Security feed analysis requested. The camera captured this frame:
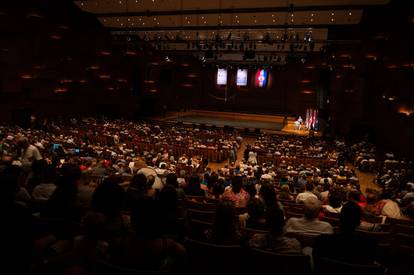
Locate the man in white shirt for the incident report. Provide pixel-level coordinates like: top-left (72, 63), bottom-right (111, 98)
top-left (296, 182), bottom-right (318, 203)
top-left (284, 197), bottom-right (333, 235)
top-left (17, 137), bottom-right (42, 169)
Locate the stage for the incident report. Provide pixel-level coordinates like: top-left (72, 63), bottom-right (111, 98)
top-left (158, 110), bottom-right (312, 136)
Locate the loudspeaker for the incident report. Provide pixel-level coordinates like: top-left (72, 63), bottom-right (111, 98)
top-left (160, 69), bottom-right (172, 84)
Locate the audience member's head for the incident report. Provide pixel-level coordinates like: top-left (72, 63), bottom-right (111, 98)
top-left (303, 197), bottom-right (321, 219)
top-left (159, 184), bottom-right (178, 210)
top-left (212, 200), bottom-right (238, 244)
top-left (305, 182), bottom-right (314, 192)
top-left (328, 191), bottom-right (343, 209)
top-left (129, 173), bottom-right (150, 194)
top-left (340, 201), bottom-right (361, 232)
top-left (347, 190), bottom-right (361, 203)
top-left (265, 205), bottom-right (285, 234)
top-left (247, 198), bottom-right (266, 221)
top-left (92, 177), bottom-right (125, 216)
top-left (166, 173), bottom-right (178, 188)
top-left (259, 182), bottom-right (277, 207)
top-left (231, 176), bottom-right (243, 194)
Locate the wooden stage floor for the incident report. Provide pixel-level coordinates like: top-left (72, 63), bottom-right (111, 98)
top-left (157, 110), bottom-right (313, 136)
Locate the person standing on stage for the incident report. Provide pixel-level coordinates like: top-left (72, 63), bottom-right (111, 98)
top-left (296, 116), bottom-right (303, 130)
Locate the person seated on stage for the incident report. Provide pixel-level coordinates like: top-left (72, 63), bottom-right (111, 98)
top-left (294, 116), bottom-right (303, 130)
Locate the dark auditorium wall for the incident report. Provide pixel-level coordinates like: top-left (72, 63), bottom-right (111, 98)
top-left (0, 0), bottom-right (144, 122)
top-left (326, 0), bottom-right (414, 157)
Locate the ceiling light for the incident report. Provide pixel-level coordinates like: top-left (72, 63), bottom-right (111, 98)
top-left (349, 12), bottom-right (352, 16)
top-left (330, 18), bottom-right (334, 22)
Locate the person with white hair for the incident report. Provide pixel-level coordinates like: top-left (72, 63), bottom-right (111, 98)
top-left (248, 150), bottom-right (257, 165)
top-left (284, 197), bottom-right (333, 235)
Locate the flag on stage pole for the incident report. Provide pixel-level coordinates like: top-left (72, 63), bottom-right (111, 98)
top-left (255, 69), bottom-right (268, 87)
top-left (312, 109), bottom-right (317, 129)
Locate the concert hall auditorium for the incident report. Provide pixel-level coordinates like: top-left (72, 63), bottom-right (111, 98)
top-left (1, 0), bottom-right (414, 274)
